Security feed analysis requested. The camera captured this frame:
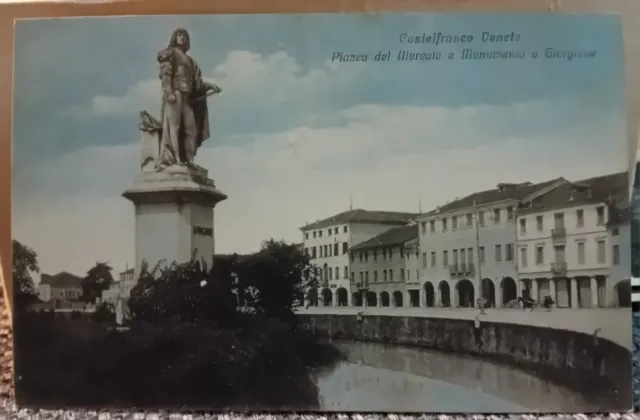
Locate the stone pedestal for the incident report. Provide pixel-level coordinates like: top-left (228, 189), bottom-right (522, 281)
top-left (122, 164), bottom-right (227, 274)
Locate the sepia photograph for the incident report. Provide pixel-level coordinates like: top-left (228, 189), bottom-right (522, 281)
top-left (10, 12), bottom-right (633, 412)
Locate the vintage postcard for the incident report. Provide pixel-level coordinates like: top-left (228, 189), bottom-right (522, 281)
top-left (11, 13), bottom-right (633, 412)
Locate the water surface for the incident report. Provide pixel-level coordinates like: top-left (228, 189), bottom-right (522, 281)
top-left (315, 340), bottom-right (597, 413)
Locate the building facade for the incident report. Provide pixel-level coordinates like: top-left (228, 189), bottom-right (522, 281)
top-left (416, 179), bottom-right (564, 309)
top-left (38, 272), bottom-right (84, 302)
top-left (102, 267), bottom-right (137, 304)
top-left (300, 209), bottom-right (417, 306)
top-left (516, 172), bottom-right (629, 308)
top-left (348, 224), bottom-right (418, 308)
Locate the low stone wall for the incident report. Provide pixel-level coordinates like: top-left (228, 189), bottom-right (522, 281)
top-left (297, 313), bottom-right (632, 411)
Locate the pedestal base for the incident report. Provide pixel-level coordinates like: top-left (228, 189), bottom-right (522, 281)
top-left (122, 164), bottom-right (227, 274)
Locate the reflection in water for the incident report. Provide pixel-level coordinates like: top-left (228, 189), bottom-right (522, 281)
top-left (314, 340), bottom-right (596, 413)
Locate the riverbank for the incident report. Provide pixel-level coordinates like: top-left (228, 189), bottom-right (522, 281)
top-left (298, 312), bottom-right (632, 412)
top-left (14, 312), bottom-right (344, 410)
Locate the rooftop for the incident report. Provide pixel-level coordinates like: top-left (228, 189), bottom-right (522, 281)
top-left (301, 209), bottom-right (419, 231)
top-left (40, 271), bottom-right (83, 288)
top-left (419, 178), bottom-right (563, 218)
top-left (518, 171), bottom-right (628, 216)
top-left (350, 225), bottom-right (418, 252)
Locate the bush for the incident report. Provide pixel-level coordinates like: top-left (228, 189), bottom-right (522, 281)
top-left (14, 315), bottom-right (329, 410)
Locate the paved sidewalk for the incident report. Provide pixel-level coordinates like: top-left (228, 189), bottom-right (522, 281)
top-left (296, 306), bottom-right (632, 349)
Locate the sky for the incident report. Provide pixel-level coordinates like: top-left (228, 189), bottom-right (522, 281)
top-left (11, 13), bottom-right (628, 277)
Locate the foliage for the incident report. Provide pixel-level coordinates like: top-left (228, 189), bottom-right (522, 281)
top-left (129, 239), bottom-right (318, 326)
top-left (12, 239), bottom-right (40, 311)
top-left (236, 240), bottom-right (319, 322)
top-left (81, 262), bottom-right (115, 303)
top-left (13, 313), bottom-right (335, 409)
top-left (128, 259), bottom-right (237, 325)
top-left (92, 301), bottom-right (115, 323)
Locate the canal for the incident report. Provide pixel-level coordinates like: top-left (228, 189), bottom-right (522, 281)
top-left (313, 340), bottom-right (597, 413)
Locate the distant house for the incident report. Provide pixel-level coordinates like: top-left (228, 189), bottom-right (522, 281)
top-left (38, 271), bottom-right (84, 302)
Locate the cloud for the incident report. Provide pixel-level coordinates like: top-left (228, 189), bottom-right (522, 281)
top-left (13, 97), bottom-right (626, 278)
top-left (67, 50), bottom-right (363, 130)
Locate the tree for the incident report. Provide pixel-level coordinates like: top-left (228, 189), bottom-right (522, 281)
top-left (12, 239), bottom-right (40, 310)
top-left (128, 258), bottom-right (238, 325)
top-left (236, 240), bottom-right (318, 322)
top-left (81, 262), bottom-right (114, 303)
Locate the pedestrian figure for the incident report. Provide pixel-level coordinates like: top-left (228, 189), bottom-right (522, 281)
top-left (477, 297), bottom-right (486, 315)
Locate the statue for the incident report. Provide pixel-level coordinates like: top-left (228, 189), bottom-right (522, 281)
top-left (140, 27), bottom-right (222, 172)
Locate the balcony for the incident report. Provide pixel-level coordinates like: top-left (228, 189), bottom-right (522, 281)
top-left (550, 261), bottom-right (567, 276)
top-left (448, 264), bottom-right (459, 275)
top-left (551, 227), bottom-right (566, 242)
top-left (465, 262), bottom-right (475, 275)
top-left (357, 281), bottom-right (369, 290)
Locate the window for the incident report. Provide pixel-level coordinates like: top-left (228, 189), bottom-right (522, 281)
top-left (364, 251), bottom-right (368, 262)
top-left (328, 228), bottom-right (332, 236)
top-left (613, 245), bottom-right (620, 265)
top-left (365, 271), bottom-right (369, 286)
top-left (479, 247), bottom-right (485, 264)
top-left (443, 250), bottom-right (449, 266)
top-left (453, 249), bottom-right (459, 265)
top-left (421, 222), bottom-right (426, 234)
top-left (373, 250), bottom-right (378, 261)
top-left (382, 249), bottom-right (386, 260)
top-left (507, 206), bottom-right (514, 220)
top-left (597, 240), bottom-right (606, 263)
top-left (313, 231), bottom-right (317, 238)
top-left (401, 269), bottom-right (405, 281)
top-left (351, 272), bottom-right (355, 282)
top-left (519, 218), bottom-right (527, 234)
top-left (319, 230), bottom-right (323, 237)
top-left (596, 206), bottom-right (605, 226)
top-left (612, 228), bottom-right (620, 236)
top-left (442, 218), bottom-right (448, 232)
top-left (383, 270), bottom-right (388, 282)
top-left (312, 247), bottom-right (317, 258)
top-left (304, 233), bottom-right (309, 240)
top-left (400, 248), bottom-right (404, 258)
top-left (495, 244), bottom-right (502, 262)
top-left (334, 243), bottom-right (339, 256)
top-left (430, 220), bottom-right (435, 232)
top-left (460, 249), bottom-right (466, 265)
top-left (467, 248), bottom-right (473, 265)
top-left (478, 211), bottom-right (485, 226)
top-left (388, 249), bottom-right (394, 258)
top-left (358, 252), bottom-right (362, 262)
top-left (466, 213), bottom-right (473, 227)
top-left (520, 247), bottom-right (528, 267)
top-left (452, 216), bottom-right (458, 229)
top-left (344, 266), bottom-right (348, 279)
top-left (328, 268), bottom-right (333, 280)
top-left (536, 215), bottom-right (543, 232)
top-left (343, 226), bottom-right (348, 233)
top-left (553, 212), bottom-right (565, 229)
top-left (334, 227), bottom-right (338, 235)
top-left (374, 271), bottom-right (378, 282)
top-left (342, 242), bottom-right (348, 254)
top-left (536, 246), bottom-right (544, 265)
top-left (389, 269), bottom-right (394, 282)
top-left (431, 252), bottom-right (436, 267)
top-left (576, 209), bottom-right (584, 227)
top-left (416, 269), bottom-right (419, 279)
top-left (359, 272), bottom-right (363, 284)
top-left (493, 208), bottom-right (501, 223)
top-left (505, 243), bottom-right (514, 261)
top-left (577, 242), bottom-right (585, 265)
top-left (327, 245), bottom-right (332, 257)
top-left (407, 270), bottom-right (411, 281)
